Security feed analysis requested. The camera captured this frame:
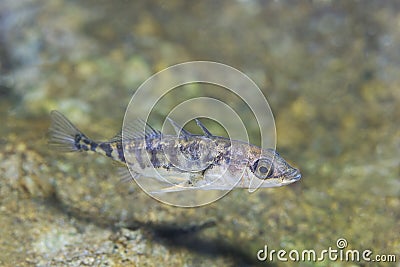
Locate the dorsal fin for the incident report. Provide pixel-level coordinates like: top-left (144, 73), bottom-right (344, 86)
top-left (122, 119), bottom-right (162, 140)
top-left (195, 119), bottom-right (213, 137)
top-left (166, 118), bottom-right (192, 140)
top-left (141, 119), bottom-right (160, 136)
top-left (109, 131), bottom-right (122, 142)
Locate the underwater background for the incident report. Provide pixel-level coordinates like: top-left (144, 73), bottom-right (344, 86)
top-left (0, 1), bottom-right (399, 266)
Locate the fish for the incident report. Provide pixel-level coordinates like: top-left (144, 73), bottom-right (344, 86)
top-left (48, 110), bottom-right (301, 192)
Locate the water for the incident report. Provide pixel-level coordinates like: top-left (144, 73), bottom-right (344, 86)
top-left (0, 1), bottom-right (399, 266)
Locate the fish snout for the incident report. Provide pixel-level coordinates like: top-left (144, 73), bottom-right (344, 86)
top-left (283, 168), bottom-right (302, 184)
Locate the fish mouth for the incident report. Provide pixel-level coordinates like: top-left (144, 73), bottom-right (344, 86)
top-left (282, 168), bottom-right (302, 184)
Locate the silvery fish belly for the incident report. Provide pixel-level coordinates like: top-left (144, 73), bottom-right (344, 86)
top-left (48, 111), bottom-right (301, 192)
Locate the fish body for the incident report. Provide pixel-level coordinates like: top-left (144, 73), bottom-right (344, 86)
top-left (48, 111), bottom-right (301, 192)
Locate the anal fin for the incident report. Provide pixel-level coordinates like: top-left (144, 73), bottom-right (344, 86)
top-left (117, 167), bottom-right (140, 183)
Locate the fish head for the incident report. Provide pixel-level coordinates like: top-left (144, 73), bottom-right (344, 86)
top-left (245, 148), bottom-right (301, 189)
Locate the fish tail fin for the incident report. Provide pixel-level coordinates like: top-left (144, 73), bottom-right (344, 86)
top-left (48, 110), bottom-right (92, 152)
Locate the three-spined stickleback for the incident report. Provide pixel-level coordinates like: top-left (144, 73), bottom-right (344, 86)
top-left (48, 111), bottom-right (301, 192)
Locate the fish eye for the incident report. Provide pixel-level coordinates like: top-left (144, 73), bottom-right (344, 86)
top-left (252, 159), bottom-right (274, 179)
